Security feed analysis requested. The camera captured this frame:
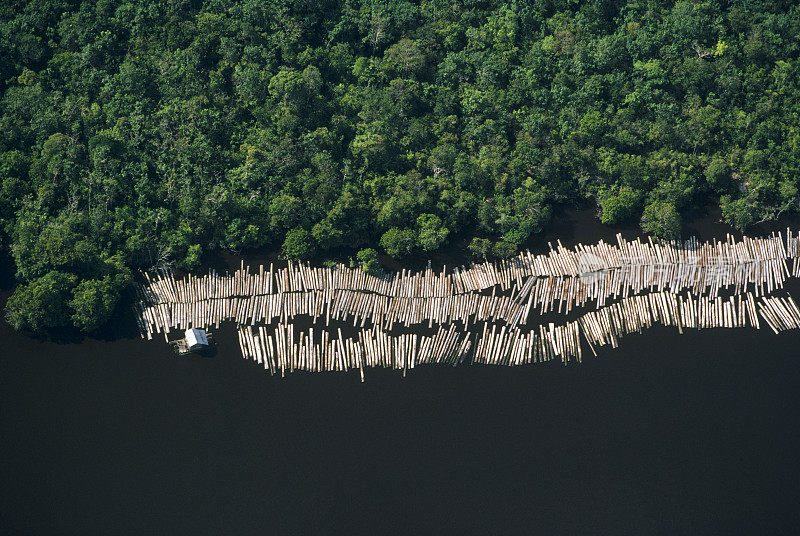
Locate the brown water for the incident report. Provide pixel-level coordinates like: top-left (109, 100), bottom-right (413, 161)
top-left (2, 208), bottom-right (800, 535)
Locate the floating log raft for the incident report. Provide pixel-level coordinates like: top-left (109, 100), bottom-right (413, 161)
top-left (236, 323), bottom-right (473, 380)
top-left (132, 266), bottom-right (791, 339)
top-left (134, 230), bottom-right (800, 377)
top-left (757, 294), bottom-right (800, 333)
top-left (136, 232), bottom-right (794, 305)
top-left (232, 291), bottom-right (800, 378)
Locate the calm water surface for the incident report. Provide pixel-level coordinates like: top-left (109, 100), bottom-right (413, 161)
top-left (2, 209), bottom-right (800, 535)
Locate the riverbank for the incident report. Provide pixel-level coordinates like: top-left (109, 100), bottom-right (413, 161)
top-left (197, 202), bottom-right (800, 278)
top-left (3, 208), bottom-right (800, 534)
top-left (3, 202), bottom-right (798, 344)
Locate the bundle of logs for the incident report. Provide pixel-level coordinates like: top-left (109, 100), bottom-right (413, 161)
top-left (235, 291), bottom-right (799, 376)
top-left (132, 230), bottom-right (800, 378)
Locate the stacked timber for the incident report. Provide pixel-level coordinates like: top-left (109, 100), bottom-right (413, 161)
top-left (230, 289), bottom-right (800, 378)
top-left (134, 230), bottom-right (797, 340)
top-left (236, 324), bottom-right (473, 380)
top-left (134, 230), bottom-right (800, 379)
top-left (135, 232), bottom-right (795, 305)
top-left (757, 295), bottom-right (800, 333)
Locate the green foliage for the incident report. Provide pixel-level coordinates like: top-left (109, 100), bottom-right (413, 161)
top-left (492, 240), bottom-right (518, 259)
top-left (598, 186), bottom-right (643, 225)
top-left (498, 185), bottom-right (551, 246)
top-left (1, 0), bottom-right (799, 332)
top-left (269, 195), bottom-right (306, 232)
top-left (282, 228), bottom-right (316, 260)
top-left (355, 248), bottom-right (381, 276)
top-left (5, 271), bottom-right (77, 331)
top-left (468, 238), bottom-right (493, 261)
top-left (705, 159), bottom-right (732, 193)
top-left (416, 214), bottom-right (449, 252)
top-left (71, 276), bottom-right (121, 332)
top-left (641, 201), bottom-right (681, 240)
top-left (380, 228), bottom-right (416, 258)
top-left (720, 195), bottom-right (756, 231)
top-left (180, 245), bottom-right (203, 271)
top-left (11, 210), bottom-right (102, 281)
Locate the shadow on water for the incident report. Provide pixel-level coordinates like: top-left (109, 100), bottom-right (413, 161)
top-left (0, 251), bottom-right (15, 292)
top-left (175, 202), bottom-right (800, 283)
top-left (3, 207), bottom-right (800, 535)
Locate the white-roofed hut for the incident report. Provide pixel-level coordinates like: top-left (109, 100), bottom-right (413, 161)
top-left (170, 328), bottom-right (214, 356)
top-left (185, 328), bottom-right (209, 351)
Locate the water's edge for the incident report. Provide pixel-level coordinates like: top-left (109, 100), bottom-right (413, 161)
top-left (2, 208), bottom-right (800, 535)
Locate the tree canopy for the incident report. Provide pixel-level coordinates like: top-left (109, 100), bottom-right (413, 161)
top-left (1, 0), bottom-right (799, 331)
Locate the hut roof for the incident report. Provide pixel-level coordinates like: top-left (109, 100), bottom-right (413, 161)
top-left (185, 328), bottom-right (208, 348)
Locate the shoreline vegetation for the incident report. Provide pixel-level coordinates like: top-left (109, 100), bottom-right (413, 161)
top-left (1, 1), bottom-right (799, 334)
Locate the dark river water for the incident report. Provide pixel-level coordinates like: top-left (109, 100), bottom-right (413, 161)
top-left (2, 207), bottom-right (800, 535)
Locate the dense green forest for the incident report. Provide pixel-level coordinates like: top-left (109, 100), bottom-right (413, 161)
top-left (1, 0), bottom-right (799, 332)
